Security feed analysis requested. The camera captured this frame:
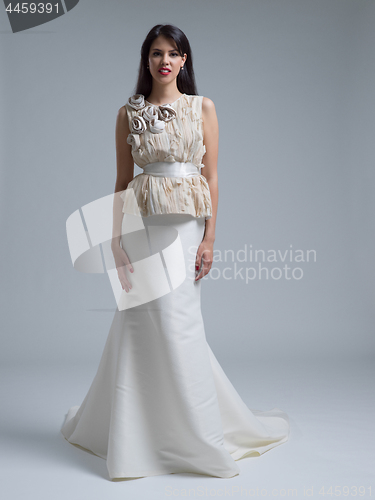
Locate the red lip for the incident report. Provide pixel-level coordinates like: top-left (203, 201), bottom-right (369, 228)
top-left (159, 68), bottom-right (171, 73)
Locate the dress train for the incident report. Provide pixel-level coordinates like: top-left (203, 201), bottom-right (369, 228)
top-left (61, 213), bottom-right (290, 479)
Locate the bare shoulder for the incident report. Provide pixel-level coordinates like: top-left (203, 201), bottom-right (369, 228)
top-left (117, 104), bottom-right (127, 119)
top-left (201, 97), bottom-right (218, 132)
top-left (116, 104), bottom-right (130, 133)
top-left (202, 96), bottom-right (216, 113)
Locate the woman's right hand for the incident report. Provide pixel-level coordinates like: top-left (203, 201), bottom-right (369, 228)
top-left (111, 243), bottom-right (134, 292)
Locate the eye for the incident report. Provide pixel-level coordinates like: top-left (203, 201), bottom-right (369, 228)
top-left (152, 51), bottom-right (179, 57)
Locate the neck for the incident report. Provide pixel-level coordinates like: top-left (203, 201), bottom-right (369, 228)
top-left (147, 83), bottom-right (182, 106)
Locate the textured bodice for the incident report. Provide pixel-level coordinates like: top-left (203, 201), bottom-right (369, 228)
top-left (120, 93), bottom-right (212, 220)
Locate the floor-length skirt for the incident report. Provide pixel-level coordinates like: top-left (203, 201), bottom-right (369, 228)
top-left (61, 213), bottom-right (290, 480)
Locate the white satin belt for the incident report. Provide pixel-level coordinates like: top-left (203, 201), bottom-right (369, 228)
top-left (142, 161), bottom-right (201, 178)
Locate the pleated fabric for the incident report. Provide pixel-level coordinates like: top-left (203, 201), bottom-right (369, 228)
top-left (61, 214), bottom-right (290, 480)
top-left (120, 172), bottom-right (212, 220)
top-left (122, 93), bottom-right (212, 220)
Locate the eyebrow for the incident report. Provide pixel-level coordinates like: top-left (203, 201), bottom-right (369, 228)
top-left (152, 48), bottom-right (178, 52)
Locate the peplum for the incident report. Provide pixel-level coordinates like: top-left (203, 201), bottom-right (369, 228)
top-left (120, 93), bottom-right (212, 220)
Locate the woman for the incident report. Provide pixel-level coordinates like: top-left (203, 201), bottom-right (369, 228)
top-left (61, 24), bottom-right (290, 481)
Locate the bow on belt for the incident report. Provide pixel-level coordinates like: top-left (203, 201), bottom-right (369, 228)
top-left (142, 161), bottom-right (201, 178)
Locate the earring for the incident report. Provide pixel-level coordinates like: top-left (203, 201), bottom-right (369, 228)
top-left (181, 66), bottom-right (184, 70)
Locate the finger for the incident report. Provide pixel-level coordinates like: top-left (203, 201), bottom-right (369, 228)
top-left (125, 262), bottom-right (134, 274)
top-left (195, 256), bottom-right (212, 281)
top-left (195, 253), bottom-right (202, 275)
top-left (121, 277), bottom-right (132, 292)
top-left (118, 266), bottom-right (132, 292)
top-left (195, 262), bottom-right (204, 281)
top-left (118, 271), bottom-right (129, 292)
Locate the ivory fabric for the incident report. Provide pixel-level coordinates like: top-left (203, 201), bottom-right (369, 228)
top-left (120, 93), bottom-right (212, 220)
top-left (61, 213), bottom-right (291, 480)
top-left (120, 161), bottom-right (212, 221)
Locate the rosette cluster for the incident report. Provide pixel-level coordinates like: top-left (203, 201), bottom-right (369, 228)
top-left (127, 93), bottom-right (177, 136)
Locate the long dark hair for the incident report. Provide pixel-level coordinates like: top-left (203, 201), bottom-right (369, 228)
top-left (134, 24), bottom-right (198, 98)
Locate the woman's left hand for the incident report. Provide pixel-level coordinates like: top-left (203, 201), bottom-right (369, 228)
top-left (195, 239), bottom-right (214, 281)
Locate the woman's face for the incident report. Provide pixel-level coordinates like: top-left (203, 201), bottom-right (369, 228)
top-left (148, 35), bottom-right (186, 84)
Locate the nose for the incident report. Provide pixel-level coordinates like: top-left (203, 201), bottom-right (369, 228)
top-left (161, 54), bottom-right (170, 66)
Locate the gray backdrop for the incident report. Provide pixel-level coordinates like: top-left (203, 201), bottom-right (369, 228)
top-left (1, 0), bottom-right (374, 497)
top-left (1, 0), bottom-right (374, 365)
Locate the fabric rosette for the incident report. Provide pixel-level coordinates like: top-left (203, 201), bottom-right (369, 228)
top-left (128, 94), bottom-right (145, 110)
top-left (126, 133), bottom-right (141, 150)
top-left (127, 93), bottom-right (177, 136)
top-left (131, 115), bottom-right (147, 134)
top-left (141, 105), bottom-right (159, 123)
top-left (149, 118), bottom-right (166, 134)
top-left (158, 104), bottom-right (177, 122)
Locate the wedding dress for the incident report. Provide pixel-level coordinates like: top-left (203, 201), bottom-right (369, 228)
top-left (61, 93), bottom-right (290, 480)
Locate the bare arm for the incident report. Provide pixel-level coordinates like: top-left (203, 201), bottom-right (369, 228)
top-left (111, 105), bottom-right (135, 291)
top-left (195, 97), bottom-right (218, 281)
top-left (111, 105), bottom-right (134, 248)
top-left (201, 97), bottom-right (218, 243)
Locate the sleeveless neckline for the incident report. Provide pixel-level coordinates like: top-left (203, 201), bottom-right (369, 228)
top-left (145, 93), bottom-right (186, 107)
